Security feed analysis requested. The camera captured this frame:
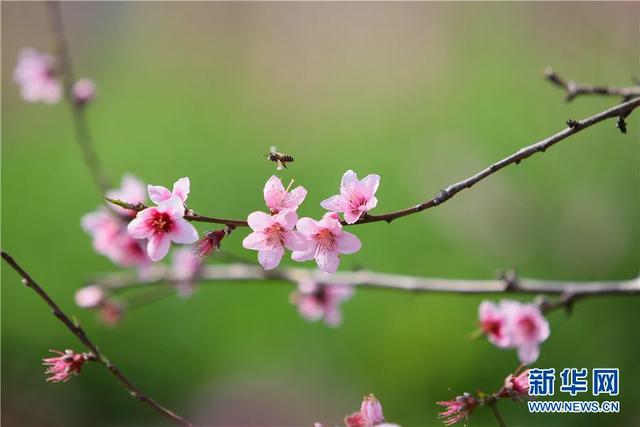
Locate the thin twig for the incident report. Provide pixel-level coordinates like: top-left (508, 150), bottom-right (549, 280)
top-left (46, 1), bottom-right (111, 193)
top-left (487, 401), bottom-right (508, 427)
top-left (90, 264), bottom-right (640, 315)
top-left (106, 97), bottom-right (640, 228)
top-left (1, 250), bottom-right (192, 427)
top-left (543, 67), bottom-right (640, 102)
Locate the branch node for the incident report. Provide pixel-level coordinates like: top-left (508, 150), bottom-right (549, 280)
top-left (616, 116), bottom-right (627, 134)
top-left (566, 119), bottom-right (580, 129)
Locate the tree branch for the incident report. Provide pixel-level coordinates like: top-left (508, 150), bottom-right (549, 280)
top-left (106, 97), bottom-right (640, 228)
top-left (543, 67), bottom-right (640, 102)
top-left (1, 250), bottom-right (192, 427)
top-left (90, 264), bottom-right (640, 315)
top-left (46, 1), bottom-right (111, 193)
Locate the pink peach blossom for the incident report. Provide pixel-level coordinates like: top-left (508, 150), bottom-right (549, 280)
top-left (242, 211), bottom-right (308, 270)
top-left (105, 174), bottom-right (147, 218)
top-left (478, 300), bottom-right (511, 348)
top-left (478, 299), bottom-right (550, 364)
top-left (43, 349), bottom-right (90, 383)
top-left (436, 393), bottom-right (478, 426)
top-left (14, 48), bottom-right (62, 104)
top-left (172, 246), bottom-right (201, 298)
top-left (345, 394), bottom-right (386, 427)
top-left (505, 302), bottom-right (550, 364)
top-left (263, 175), bottom-right (307, 214)
top-left (292, 212), bottom-right (361, 274)
top-left (321, 170), bottom-right (380, 224)
top-left (72, 78), bottom-right (95, 105)
top-left (128, 196), bottom-right (198, 261)
top-left (147, 177), bottom-right (190, 205)
top-left (74, 285), bottom-right (105, 309)
top-left (291, 279), bottom-right (353, 327)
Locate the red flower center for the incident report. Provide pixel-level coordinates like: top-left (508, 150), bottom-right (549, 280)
top-left (150, 211), bottom-right (173, 233)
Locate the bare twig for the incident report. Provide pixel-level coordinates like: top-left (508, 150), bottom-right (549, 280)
top-left (46, 2), bottom-right (111, 193)
top-left (90, 264), bottom-right (640, 315)
top-left (106, 97), bottom-right (640, 228)
top-left (544, 67), bottom-right (640, 102)
top-left (1, 250), bottom-right (192, 427)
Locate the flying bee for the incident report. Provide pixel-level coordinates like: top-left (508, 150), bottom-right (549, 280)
top-left (267, 146), bottom-right (294, 170)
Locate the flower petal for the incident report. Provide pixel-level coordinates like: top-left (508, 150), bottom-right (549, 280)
top-left (320, 195), bottom-right (345, 212)
top-left (316, 250), bottom-right (340, 274)
top-left (295, 217), bottom-right (319, 237)
top-left (292, 246), bottom-right (316, 262)
top-left (283, 186), bottom-right (307, 210)
top-left (172, 177), bottom-right (190, 202)
top-left (157, 196), bottom-right (185, 217)
top-left (263, 175), bottom-right (285, 210)
top-left (242, 232), bottom-right (267, 250)
top-left (343, 209), bottom-right (363, 224)
top-left (277, 211), bottom-right (299, 230)
top-left (258, 247), bottom-right (284, 270)
top-left (247, 211), bottom-right (272, 231)
top-left (147, 233), bottom-right (172, 261)
top-left (148, 185), bottom-right (172, 205)
top-left (340, 169), bottom-right (359, 190)
top-left (284, 231), bottom-right (309, 251)
top-left (337, 231), bottom-right (361, 254)
top-left (361, 174), bottom-right (380, 197)
top-left (517, 344), bottom-right (540, 365)
top-left (127, 212), bottom-right (154, 239)
top-left (170, 219), bottom-right (198, 244)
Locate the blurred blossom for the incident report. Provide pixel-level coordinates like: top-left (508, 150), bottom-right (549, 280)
top-left (242, 210), bottom-right (308, 270)
top-left (128, 196), bottom-right (198, 261)
top-left (148, 177), bottom-right (190, 205)
top-left (291, 279), bottom-right (353, 327)
top-left (292, 212), bottom-right (361, 274)
top-left (14, 48), bottom-right (62, 104)
top-left (99, 300), bottom-right (125, 326)
top-left (263, 175), bottom-right (307, 214)
top-left (436, 392), bottom-right (477, 426)
top-left (478, 299), bottom-right (550, 364)
top-left (72, 78), bottom-right (95, 105)
top-left (43, 349), bottom-right (90, 383)
top-left (172, 246), bottom-right (201, 298)
top-left (321, 170), bottom-right (380, 224)
top-left (106, 174), bottom-right (147, 218)
top-left (74, 285), bottom-right (105, 309)
top-left (345, 394), bottom-right (388, 427)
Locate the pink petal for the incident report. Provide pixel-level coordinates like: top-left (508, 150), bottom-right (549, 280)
top-left (320, 195), bottom-right (345, 212)
top-left (147, 234), bottom-right (172, 261)
top-left (361, 174), bottom-right (380, 197)
top-left (283, 186), bottom-right (307, 210)
top-left (258, 247), bottom-right (284, 270)
top-left (247, 211), bottom-right (273, 231)
top-left (148, 185), bottom-right (172, 204)
top-left (284, 231), bottom-right (309, 251)
top-left (323, 306), bottom-right (342, 327)
top-left (170, 219), bottom-right (198, 244)
top-left (242, 232), bottom-right (267, 250)
top-left (298, 298), bottom-right (324, 321)
top-left (365, 195), bottom-right (378, 212)
top-left (343, 209), bottom-right (363, 224)
top-left (157, 196), bottom-right (185, 218)
top-left (295, 217), bottom-right (319, 237)
top-left (277, 210), bottom-right (299, 230)
top-left (337, 231), bottom-right (361, 254)
top-left (172, 177), bottom-right (190, 202)
top-left (292, 246), bottom-right (316, 262)
top-left (263, 175), bottom-right (285, 210)
top-left (316, 250), bottom-right (340, 274)
top-left (127, 214), bottom-right (153, 239)
top-left (517, 344), bottom-right (540, 365)
top-left (340, 169), bottom-right (359, 190)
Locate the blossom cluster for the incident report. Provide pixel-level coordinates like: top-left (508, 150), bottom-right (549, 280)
top-left (14, 48), bottom-right (95, 105)
top-left (243, 171), bottom-right (377, 274)
top-left (478, 299), bottom-right (550, 364)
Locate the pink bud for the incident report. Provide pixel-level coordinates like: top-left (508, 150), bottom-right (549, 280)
top-left (99, 301), bottom-right (124, 326)
top-left (345, 394), bottom-right (385, 427)
top-left (74, 285), bottom-right (105, 308)
top-left (72, 78), bottom-right (95, 105)
top-left (195, 229), bottom-right (226, 259)
top-left (499, 367), bottom-right (530, 399)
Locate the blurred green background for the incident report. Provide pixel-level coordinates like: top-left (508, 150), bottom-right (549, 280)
top-left (2, 2), bottom-right (639, 426)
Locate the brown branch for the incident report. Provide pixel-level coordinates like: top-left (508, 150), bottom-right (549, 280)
top-left (544, 67), bottom-right (640, 102)
top-left (105, 97), bottom-right (640, 228)
top-left (91, 264), bottom-right (640, 316)
top-left (46, 1), bottom-right (111, 193)
top-left (1, 250), bottom-right (192, 427)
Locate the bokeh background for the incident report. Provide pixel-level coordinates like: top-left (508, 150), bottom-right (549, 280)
top-left (2, 2), bottom-right (639, 426)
